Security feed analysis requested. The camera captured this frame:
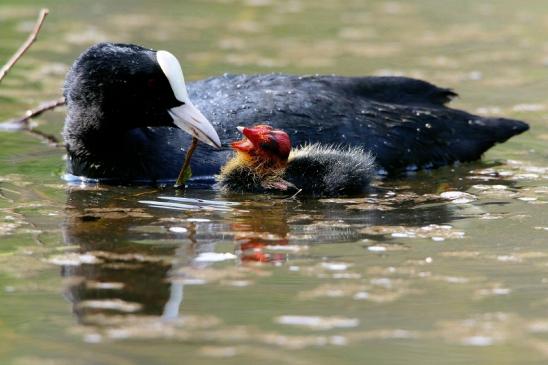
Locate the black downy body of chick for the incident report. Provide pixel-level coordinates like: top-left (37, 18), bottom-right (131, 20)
top-left (217, 125), bottom-right (375, 197)
top-left (285, 144), bottom-right (375, 196)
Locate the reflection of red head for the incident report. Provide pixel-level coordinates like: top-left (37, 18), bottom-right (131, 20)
top-left (239, 240), bottom-right (288, 264)
top-left (231, 125), bottom-right (292, 165)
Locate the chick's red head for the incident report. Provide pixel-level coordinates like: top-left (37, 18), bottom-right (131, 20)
top-left (231, 124), bottom-right (291, 164)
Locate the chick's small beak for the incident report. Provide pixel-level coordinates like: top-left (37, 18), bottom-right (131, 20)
top-left (231, 126), bottom-right (255, 152)
top-left (169, 102), bottom-right (222, 149)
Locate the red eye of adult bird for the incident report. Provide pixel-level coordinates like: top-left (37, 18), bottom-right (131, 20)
top-left (231, 124), bottom-right (292, 167)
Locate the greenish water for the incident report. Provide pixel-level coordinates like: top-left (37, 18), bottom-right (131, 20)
top-left (1, 0), bottom-right (547, 364)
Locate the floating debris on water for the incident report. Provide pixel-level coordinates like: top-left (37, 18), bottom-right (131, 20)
top-left (496, 255), bottom-right (521, 263)
top-left (88, 251), bottom-right (171, 264)
top-left (47, 253), bottom-right (102, 266)
top-left (275, 315), bottom-right (360, 330)
top-left (472, 184), bottom-right (509, 191)
top-left (77, 299), bottom-right (142, 313)
top-left (353, 292), bottom-right (370, 300)
top-left (512, 103), bottom-right (545, 112)
top-left (469, 162), bottom-right (548, 182)
top-left (479, 213), bottom-right (505, 220)
top-left (518, 197), bottom-right (538, 202)
top-left (194, 252), bottom-right (237, 263)
top-left (187, 218), bottom-right (211, 222)
top-left (168, 226), bottom-right (188, 233)
top-left (367, 245), bottom-right (387, 252)
top-left (436, 313), bottom-right (514, 347)
top-left (366, 243), bottom-right (408, 252)
top-left (429, 275), bottom-right (470, 284)
top-left (225, 280), bottom-right (252, 287)
top-left (265, 244), bottom-right (308, 252)
top-left (440, 191), bottom-right (477, 204)
top-left (321, 191), bottom-right (442, 211)
top-left (440, 251), bottom-right (481, 259)
top-left (83, 333), bottom-right (103, 344)
top-left (85, 281), bottom-right (125, 290)
top-left (462, 335), bottom-right (495, 346)
top-left (360, 224), bottom-right (464, 240)
top-left (475, 285), bottom-right (512, 298)
top-left (299, 281), bottom-right (414, 303)
top-left (73, 207), bottom-right (153, 220)
top-left (321, 262), bottom-right (351, 271)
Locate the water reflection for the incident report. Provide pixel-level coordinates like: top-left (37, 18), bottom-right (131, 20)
top-left (61, 191), bottom-right (174, 319)
top-left (58, 163), bottom-right (510, 326)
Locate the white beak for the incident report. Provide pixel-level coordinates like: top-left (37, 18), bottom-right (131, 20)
top-left (157, 50), bottom-right (221, 149)
top-left (169, 102), bottom-right (221, 148)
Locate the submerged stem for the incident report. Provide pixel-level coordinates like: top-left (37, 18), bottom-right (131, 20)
top-left (174, 137), bottom-right (198, 189)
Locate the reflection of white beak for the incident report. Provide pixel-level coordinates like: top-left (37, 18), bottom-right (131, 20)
top-left (169, 102), bottom-right (221, 148)
top-left (157, 50), bottom-right (222, 149)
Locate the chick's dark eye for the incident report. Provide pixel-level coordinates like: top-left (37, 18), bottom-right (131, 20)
top-left (147, 78), bottom-right (158, 89)
top-left (260, 139), bottom-right (279, 153)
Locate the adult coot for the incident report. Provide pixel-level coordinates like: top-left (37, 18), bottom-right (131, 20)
top-left (63, 42), bottom-right (529, 185)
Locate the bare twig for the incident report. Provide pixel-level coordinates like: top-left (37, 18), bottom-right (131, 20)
top-left (0, 8), bottom-right (62, 147)
top-left (0, 8), bottom-right (49, 83)
top-left (7, 96), bottom-right (65, 126)
top-left (0, 96), bottom-right (65, 146)
top-left (25, 127), bottom-right (63, 147)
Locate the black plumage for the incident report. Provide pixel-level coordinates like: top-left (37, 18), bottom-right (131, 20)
top-left (217, 144), bottom-right (375, 197)
top-left (285, 144), bottom-right (375, 196)
top-left (63, 43), bottom-right (529, 184)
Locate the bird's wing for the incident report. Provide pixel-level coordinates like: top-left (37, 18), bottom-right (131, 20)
top-left (189, 74), bottom-right (528, 173)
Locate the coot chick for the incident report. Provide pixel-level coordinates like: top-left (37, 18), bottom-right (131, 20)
top-left (63, 42), bottom-right (529, 184)
top-left (218, 125), bottom-right (375, 196)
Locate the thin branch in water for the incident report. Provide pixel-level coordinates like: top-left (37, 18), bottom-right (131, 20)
top-left (0, 8), bottom-right (49, 83)
top-left (0, 97), bottom-right (66, 147)
top-left (7, 96), bottom-right (65, 127)
top-left (25, 127), bottom-right (63, 147)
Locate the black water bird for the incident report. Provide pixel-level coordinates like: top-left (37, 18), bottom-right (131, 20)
top-left (63, 42), bottom-right (529, 185)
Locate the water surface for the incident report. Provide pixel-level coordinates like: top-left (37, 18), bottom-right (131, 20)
top-left (1, 0), bottom-right (547, 364)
